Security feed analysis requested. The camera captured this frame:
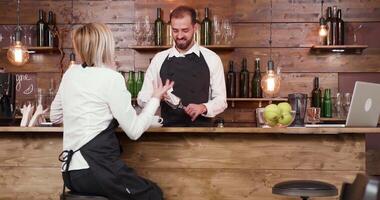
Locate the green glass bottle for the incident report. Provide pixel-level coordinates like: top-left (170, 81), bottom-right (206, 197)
top-left (239, 58), bottom-right (249, 98)
top-left (323, 88), bottom-right (332, 118)
top-left (135, 71), bottom-right (144, 96)
top-left (201, 7), bottom-right (212, 45)
top-left (311, 77), bottom-right (322, 108)
top-left (154, 8), bottom-right (164, 46)
top-left (251, 58), bottom-right (262, 98)
top-left (127, 71), bottom-right (136, 97)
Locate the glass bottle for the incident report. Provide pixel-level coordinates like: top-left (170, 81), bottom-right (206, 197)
top-left (36, 10), bottom-right (47, 46)
top-left (323, 88), bottom-right (332, 118)
top-left (226, 61), bottom-right (236, 98)
top-left (46, 11), bottom-right (58, 47)
top-left (135, 71), bottom-right (144, 96)
top-left (201, 8), bottom-right (212, 45)
top-left (331, 6), bottom-right (339, 45)
top-left (239, 58), bottom-right (249, 98)
top-left (251, 58), bottom-right (262, 98)
top-left (127, 71), bottom-right (136, 98)
top-left (311, 77), bottom-right (322, 108)
top-left (194, 9), bottom-right (201, 45)
top-left (154, 8), bottom-right (164, 46)
top-left (337, 9), bottom-right (344, 45)
top-left (326, 7), bottom-right (333, 45)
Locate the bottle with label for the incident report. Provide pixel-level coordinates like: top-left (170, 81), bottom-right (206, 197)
top-left (239, 58), bottom-right (249, 98)
top-left (36, 10), bottom-right (47, 46)
top-left (201, 8), bottom-right (212, 45)
top-left (226, 61), bottom-right (236, 98)
top-left (46, 11), bottom-right (58, 47)
top-left (311, 77), bottom-right (322, 108)
top-left (326, 7), bottom-right (333, 45)
top-left (251, 58), bottom-right (262, 98)
top-left (194, 9), bottom-right (202, 45)
top-left (337, 9), bottom-right (344, 45)
top-left (331, 6), bottom-right (339, 45)
top-left (127, 71), bottom-right (136, 98)
top-left (154, 8), bottom-right (164, 46)
top-left (135, 71), bottom-right (144, 96)
top-left (323, 88), bottom-right (332, 118)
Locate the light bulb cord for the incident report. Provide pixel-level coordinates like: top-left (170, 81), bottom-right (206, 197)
top-left (16, 0), bottom-right (20, 31)
top-left (269, 0), bottom-right (272, 61)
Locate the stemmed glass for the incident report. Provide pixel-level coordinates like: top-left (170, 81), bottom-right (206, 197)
top-left (353, 24), bottom-right (363, 44)
top-left (221, 19), bottom-right (235, 45)
top-left (212, 15), bottom-right (222, 45)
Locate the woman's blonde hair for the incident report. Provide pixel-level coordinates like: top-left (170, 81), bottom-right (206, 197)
top-left (72, 23), bottom-right (115, 67)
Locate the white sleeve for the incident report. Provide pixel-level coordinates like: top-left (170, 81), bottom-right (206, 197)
top-left (202, 55), bottom-right (228, 117)
top-left (108, 74), bottom-right (160, 140)
top-left (50, 83), bottom-right (64, 124)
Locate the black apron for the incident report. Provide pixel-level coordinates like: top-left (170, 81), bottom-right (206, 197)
top-left (60, 119), bottom-right (163, 200)
top-left (160, 52), bottom-right (211, 127)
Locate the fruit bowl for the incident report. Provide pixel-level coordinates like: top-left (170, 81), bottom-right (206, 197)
top-left (259, 110), bottom-right (296, 128)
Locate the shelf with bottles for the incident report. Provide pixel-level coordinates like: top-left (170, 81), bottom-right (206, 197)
top-left (128, 45), bottom-right (235, 51)
top-left (310, 45), bottom-right (368, 54)
top-left (2, 46), bottom-right (60, 54)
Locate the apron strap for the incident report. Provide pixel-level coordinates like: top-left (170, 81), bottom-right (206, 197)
top-left (58, 149), bottom-right (79, 200)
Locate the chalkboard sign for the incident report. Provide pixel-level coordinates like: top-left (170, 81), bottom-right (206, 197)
top-left (15, 73), bottom-right (37, 105)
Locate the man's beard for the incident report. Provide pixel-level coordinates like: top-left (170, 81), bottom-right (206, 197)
top-left (175, 35), bottom-right (194, 50)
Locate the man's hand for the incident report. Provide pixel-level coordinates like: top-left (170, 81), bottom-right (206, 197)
top-left (184, 104), bottom-right (207, 121)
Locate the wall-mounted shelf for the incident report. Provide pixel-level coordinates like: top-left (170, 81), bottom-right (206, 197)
top-left (310, 45), bottom-right (368, 54)
top-left (227, 98), bottom-right (288, 108)
top-left (2, 46), bottom-right (60, 53)
top-left (128, 45), bottom-right (235, 51)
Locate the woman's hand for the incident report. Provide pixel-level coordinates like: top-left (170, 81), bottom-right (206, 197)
top-left (152, 79), bottom-right (174, 100)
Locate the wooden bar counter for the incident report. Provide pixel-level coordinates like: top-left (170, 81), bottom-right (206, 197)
top-left (0, 126), bottom-right (379, 199)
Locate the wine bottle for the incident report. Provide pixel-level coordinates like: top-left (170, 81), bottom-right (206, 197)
top-left (326, 7), bottom-right (333, 45)
top-left (251, 58), bottom-right (262, 98)
top-left (194, 9), bottom-right (201, 45)
top-left (239, 58), bottom-right (249, 98)
top-left (154, 8), bottom-right (164, 46)
top-left (127, 71), bottom-right (136, 97)
top-left (311, 77), bottom-right (322, 108)
top-left (331, 6), bottom-right (338, 45)
top-left (36, 10), bottom-right (47, 46)
top-left (201, 8), bottom-right (212, 45)
top-left (323, 88), bottom-right (332, 118)
top-left (226, 61), bottom-right (236, 98)
top-left (135, 71), bottom-right (144, 96)
top-left (337, 9), bottom-right (344, 45)
top-left (46, 11), bottom-right (58, 47)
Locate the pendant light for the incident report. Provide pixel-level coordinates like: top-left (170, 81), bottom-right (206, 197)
top-left (318, 1), bottom-right (328, 40)
top-left (261, 0), bottom-right (281, 98)
top-left (7, 0), bottom-right (29, 66)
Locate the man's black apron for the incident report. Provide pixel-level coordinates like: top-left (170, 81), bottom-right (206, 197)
top-left (160, 52), bottom-right (211, 127)
top-left (60, 119), bottom-right (163, 200)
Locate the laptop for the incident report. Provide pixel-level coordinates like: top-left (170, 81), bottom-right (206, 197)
top-left (306, 81), bottom-right (380, 128)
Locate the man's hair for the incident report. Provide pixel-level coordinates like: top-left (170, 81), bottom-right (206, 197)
top-left (72, 23), bottom-right (115, 67)
top-left (169, 6), bottom-right (196, 25)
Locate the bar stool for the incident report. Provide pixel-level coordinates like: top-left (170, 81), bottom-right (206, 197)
top-left (60, 191), bottom-right (109, 200)
top-left (272, 180), bottom-right (338, 200)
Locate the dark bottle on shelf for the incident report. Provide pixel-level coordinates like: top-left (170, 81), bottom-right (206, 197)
top-left (251, 58), bottom-right (262, 98)
top-left (311, 77), bottom-right (322, 108)
top-left (46, 11), bottom-right (58, 47)
top-left (331, 6), bottom-right (339, 45)
top-left (36, 10), bottom-right (47, 46)
top-left (201, 7), bottom-right (212, 45)
top-left (226, 61), bottom-right (236, 98)
top-left (337, 9), bottom-right (345, 45)
top-left (326, 7), bottom-right (333, 45)
top-left (239, 58), bottom-right (249, 98)
top-left (154, 8), bottom-right (164, 46)
top-left (323, 88), bottom-right (332, 118)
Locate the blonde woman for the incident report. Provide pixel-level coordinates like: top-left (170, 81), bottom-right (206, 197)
top-left (51, 23), bottom-right (172, 200)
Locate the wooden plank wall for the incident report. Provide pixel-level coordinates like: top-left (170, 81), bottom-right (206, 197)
top-left (0, 132), bottom-right (365, 199)
top-left (1, 0), bottom-right (380, 123)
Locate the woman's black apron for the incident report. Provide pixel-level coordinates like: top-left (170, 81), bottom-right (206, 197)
top-left (60, 119), bottom-right (163, 200)
top-left (160, 52), bottom-right (211, 127)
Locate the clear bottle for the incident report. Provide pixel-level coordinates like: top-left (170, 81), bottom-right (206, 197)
top-left (154, 8), bottom-right (164, 46)
top-left (334, 92), bottom-right (344, 118)
top-left (251, 58), bottom-right (262, 98)
top-left (239, 58), bottom-right (249, 98)
top-left (226, 61), bottom-right (236, 98)
top-left (201, 8), bottom-right (212, 45)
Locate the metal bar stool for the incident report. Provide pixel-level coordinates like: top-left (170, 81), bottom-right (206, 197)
top-left (272, 180), bottom-right (338, 200)
top-left (60, 191), bottom-right (109, 200)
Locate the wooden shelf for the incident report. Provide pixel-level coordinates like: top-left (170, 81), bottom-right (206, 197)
top-left (310, 45), bottom-right (368, 54)
top-left (128, 45), bottom-right (235, 51)
top-left (2, 46), bottom-right (60, 53)
top-left (227, 98), bottom-right (287, 101)
top-left (320, 117), bottom-right (346, 122)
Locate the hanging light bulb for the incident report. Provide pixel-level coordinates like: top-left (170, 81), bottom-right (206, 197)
top-left (261, 0), bottom-right (281, 98)
top-left (318, 0), bottom-right (328, 45)
top-left (261, 60), bottom-right (281, 97)
top-left (7, 0), bottom-right (29, 66)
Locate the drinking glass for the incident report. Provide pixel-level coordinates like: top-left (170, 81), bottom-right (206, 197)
top-left (306, 107), bottom-right (321, 124)
top-left (353, 24), bottom-right (363, 44)
top-left (132, 21), bottom-right (143, 45)
top-left (212, 15), bottom-right (222, 45)
top-left (343, 93), bottom-right (352, 117)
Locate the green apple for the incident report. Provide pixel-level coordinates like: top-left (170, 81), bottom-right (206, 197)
top-left (278, 102), bottom-right (292, 114)
top-left (278, 112), bottom-right (293, 125)
top-left (264, 104), bottom-right (281, 116)
top-left (264, 104), bottom-right (280, 126)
